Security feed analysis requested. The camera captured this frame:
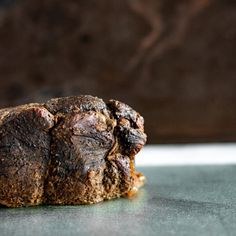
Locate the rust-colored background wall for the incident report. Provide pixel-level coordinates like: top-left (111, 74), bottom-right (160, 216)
top-left (0, 0), bottom-right (235, 143)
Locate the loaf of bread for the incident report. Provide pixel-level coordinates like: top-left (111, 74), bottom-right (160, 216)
top-left (0, 95), bottom-right (146, 207)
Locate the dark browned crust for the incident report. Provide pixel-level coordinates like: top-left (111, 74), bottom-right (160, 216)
top-left (0, 95), bottom-right (146, 207)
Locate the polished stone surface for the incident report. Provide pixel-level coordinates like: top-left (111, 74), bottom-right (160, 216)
top-left (0, 166), bottom-right (236, 236)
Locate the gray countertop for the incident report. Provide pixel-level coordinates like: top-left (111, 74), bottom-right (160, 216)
top-left (1, 165), bottom-right (236, 236)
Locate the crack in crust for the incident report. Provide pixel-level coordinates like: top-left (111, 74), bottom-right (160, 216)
top-left (0, 95), bottom-right (146, 207)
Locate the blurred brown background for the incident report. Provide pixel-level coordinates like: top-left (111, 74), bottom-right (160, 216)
top-left (0, 0), bottom-right (235, 143)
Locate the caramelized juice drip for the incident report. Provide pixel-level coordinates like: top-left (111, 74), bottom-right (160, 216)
top-left (135, 172), bottom-right (146, 188)
top-left (126, 186), bottom-right (139, 198)
top-left (126, 158), bottom-right (146, 198)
